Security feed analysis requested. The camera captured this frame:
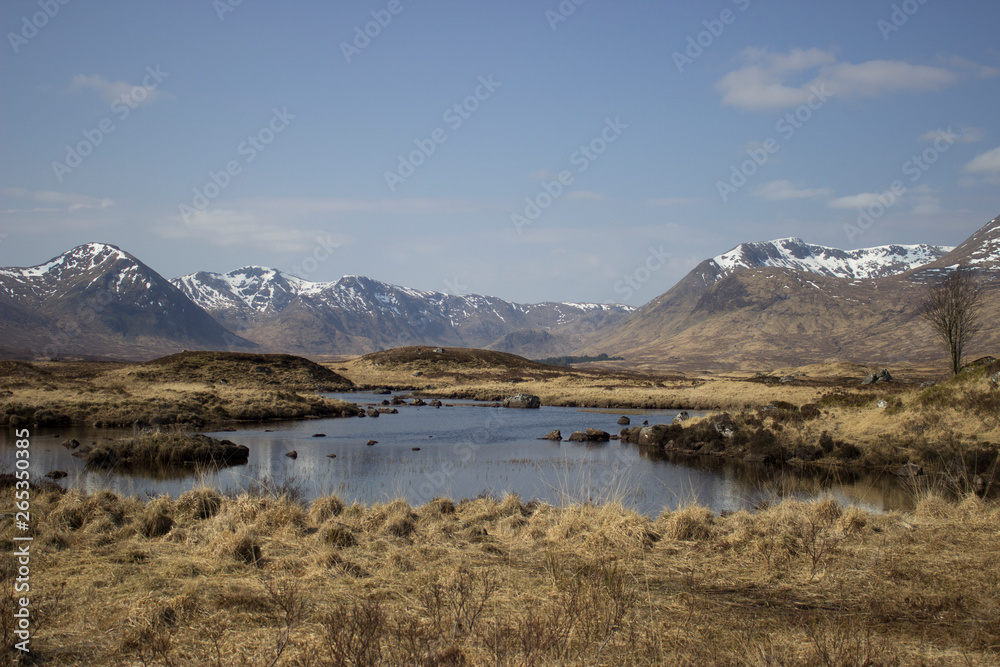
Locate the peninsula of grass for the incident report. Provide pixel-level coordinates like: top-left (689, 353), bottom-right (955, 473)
top-left (0, 352), bottom-right (359, 428)
top-left (81, 432), bottom-right (250, 470)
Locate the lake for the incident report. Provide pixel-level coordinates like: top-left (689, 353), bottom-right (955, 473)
top-left (2, 392), bottom-right (916, 516)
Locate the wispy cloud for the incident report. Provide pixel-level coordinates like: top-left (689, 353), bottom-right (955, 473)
top-left (0, 188), bottom-right (114, 212)
top-left (920, 126), bottom-right (986, 144)
top-left (646, 197), bottom-right (699, 207)
top-left (160, 196), bottom-right (479, 251)
top-left (964, 145), bottom-right (1000, 173)
top-left (717, 48), bottom-right (973, 111)
top-left (70, 73), bottom-right (167, 106)
top-left (565, 191), bottom-right (609, 201)
top-left (755, 180), bottom-right (833, 201)
top-left (827, 190), bottom-right (906, 210)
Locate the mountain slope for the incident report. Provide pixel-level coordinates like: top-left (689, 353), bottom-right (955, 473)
top-left (171, 269), bottom-right (635, 356)
top-left (584, 217), bottom-right (1000, 369)
top-left (0, 243), bottom-right (255, 359)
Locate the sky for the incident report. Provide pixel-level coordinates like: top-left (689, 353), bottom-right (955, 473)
top-left (1, 0), bottom-right (999, 307)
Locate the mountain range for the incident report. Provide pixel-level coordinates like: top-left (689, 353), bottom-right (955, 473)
top-left (1, 214), bottom-right (997, 367)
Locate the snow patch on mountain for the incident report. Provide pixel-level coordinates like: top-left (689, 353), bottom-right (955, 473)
top-left (711, 238), bottom-right (953, 282)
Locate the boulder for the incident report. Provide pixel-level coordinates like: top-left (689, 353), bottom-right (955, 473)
top-left (366, 440), bottom-right (378, 446)
top-left (539, 430), bottom-right (562, 441)
top-left (367, 408), bottom-right (380, 418)
top-left (433, 348), bottom-right (445, 353)
top-left (391, 396), bottom-right (405, 405)
top-left (779, 375), bottom-right (796, 384)
top-left (285, 451), bottom-right (298, 459)
top-left (860, 374), bottom-right (876, 386)
top-left (326, 453), bottom-right (337, 459)
top-left (672, 411), bottom-right (690, 425)
top-left (990, 371), bottom-right (1000, 387)
top-left (312, 433), bottom-right (327, 438)
top-left (567, 429), bottom-right (610, 442)
top-left (503, 394), bottom-right (541, 409)
top-left (373, 387), bottom-right (391, 395)
top-left (411, 398), bottom-right (427, 407)
top-left (61, 439), bottom-right (81, 449)
top-left (430, 399), bottom-right (442, 408)
top-left (875, 369), bottom-right (892, 383)
top-left (412, 371), bottom-right (424, 377)
top-left (617, 416), bottom-right (630, 425)
top-left (381, 408), bottom-right (399, 414)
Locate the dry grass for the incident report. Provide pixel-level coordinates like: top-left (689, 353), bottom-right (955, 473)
top-left (3, 481), bottom-right (1000, 666)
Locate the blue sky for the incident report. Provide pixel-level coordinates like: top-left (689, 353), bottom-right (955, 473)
top-left (1, 0), bottom-right (999, 306)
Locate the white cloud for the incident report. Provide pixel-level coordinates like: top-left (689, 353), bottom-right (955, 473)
top-left (827, 189), bottom-right (907, 210)
top-left (70, 73), bottom-right (167, 106)
top-left (717, 48), bottom-right (963, 111)
top-left (755, 180), bottom-right (833, 201)
top-left (964, 146), bottom-right (1000, 173)
top-left (0, 188), bottom-right (114, 212)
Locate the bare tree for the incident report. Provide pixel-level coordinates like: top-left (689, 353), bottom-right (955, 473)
top-left (919, 269), bottom-right (985, 376)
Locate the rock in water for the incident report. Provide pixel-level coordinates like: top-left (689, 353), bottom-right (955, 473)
top-left (366, 440), bottom-right (378, 446)
top-left (367, 408), bottom-right (380, 418)
top-left (503, 394), bottom-right (541, 409)
top-left (285, 451), bottom-right (298, 459)
top-left (539, 430), bottom-right (562, 441)
top-left (672, 411), bottom-right (691, 424)
top-left (617, 416), bottom-right (630, 425)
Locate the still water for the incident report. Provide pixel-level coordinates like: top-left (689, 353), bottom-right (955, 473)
top-left (2, 392), bottom-right (915, 516)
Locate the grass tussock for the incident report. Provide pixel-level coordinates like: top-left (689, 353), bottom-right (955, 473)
top-left (5, 483), bottom-right (1000, 666)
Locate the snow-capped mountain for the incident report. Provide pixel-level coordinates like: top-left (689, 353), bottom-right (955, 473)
top-left (0, 243), bottom-right (253, 359)
top-left (584, 215), bottom-right (1000, 369)
top-left (706, 238), bottom-right (953, 285)
top-left (171, 269), bottom-right (635, 355)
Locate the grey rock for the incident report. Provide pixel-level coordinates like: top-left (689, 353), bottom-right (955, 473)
top-left (617, 416), bottom-right (630, 425)
top-left (411, 398), bottom-right (427, 407)
top-left (779, 375), bottom-right (796, 384)
top-left (672, 411), bottom-right (691, 425)
top-left (503, 394), bottom-right (541, 409)
top-left (367, 408), bottom-right (380, 418)
top-left (540, 430), bottom-right (562, 441)
top-left (875, 369), bottom-right (892, 383)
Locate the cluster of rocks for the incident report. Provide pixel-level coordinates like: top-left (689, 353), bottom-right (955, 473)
top-left (861, 369), bottom-right (893, 385)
